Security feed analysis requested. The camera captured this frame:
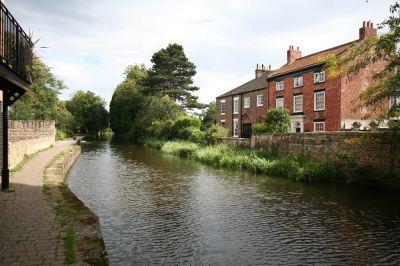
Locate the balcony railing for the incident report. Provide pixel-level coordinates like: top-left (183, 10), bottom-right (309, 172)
top-left (0, 1), bottom-right (33, 83)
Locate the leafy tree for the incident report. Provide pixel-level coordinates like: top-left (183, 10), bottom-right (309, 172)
top-left (144, 43), bottom-right (201, 108)
top-left (109, 64), bottom-right (147, 136)
top-left (10, 56), bottom-right (66, 121)
top-left (200, 101), bottom-right (216, 130)
top-left (65, 90), bottom-right (109, 134)
top-left (325, 3), bottom-right (400, 124)
top-left (133, 95), bottom-right (184, 139)
top-left (263, 108), bottom-right (291, 133)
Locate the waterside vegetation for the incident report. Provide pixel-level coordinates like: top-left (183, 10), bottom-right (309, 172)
top-left (144, 139), bottom-right (338, 182)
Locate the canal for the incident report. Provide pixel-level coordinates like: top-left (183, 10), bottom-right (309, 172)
top-left (66, 142), bottom-right (400, 265)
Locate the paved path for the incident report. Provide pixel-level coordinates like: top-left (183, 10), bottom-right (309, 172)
top-left (0, 140), bottom-right (76, 265)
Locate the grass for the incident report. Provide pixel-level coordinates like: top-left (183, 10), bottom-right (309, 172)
top-left (65, 227), bottom-right (77, 264)
top-left (144, 139), bottom-right (338, 182)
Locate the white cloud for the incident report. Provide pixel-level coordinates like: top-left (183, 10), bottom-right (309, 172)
top-left (6, 0), bottom-right (397, 105)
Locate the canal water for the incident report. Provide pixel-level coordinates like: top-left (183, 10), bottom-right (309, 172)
top-left (66, 142), bottom-right (400, 265)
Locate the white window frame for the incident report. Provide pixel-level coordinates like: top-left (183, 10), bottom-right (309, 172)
top-left (233, 97), bottom-right (239, 114)
top-left (220, 119), bottom-right (226, 127)
top-left (233, 119), bottom-right (239, 137)
top-left (257, 95), bottom-right (263, 107)
top-left (276, 97), bottom-right (284, 109)
top-left (389, 94), bottom-right (400, 108)
top-left (244, 97), bottom-right (251, 108)
top-left (314, 71), bottom-right (326, 83)
top-left (293, 94), bottom-right (303, 113)
top-left (314, 121), bottom-right (325, 132)
top-left (314, 91), bottom-right (325, 111)
top-left (276, 80), bottom-right (284, 91)
top-left (294, 75), bottom-right (303, 88)
top-left (220, 99), bottom-right (226, 115)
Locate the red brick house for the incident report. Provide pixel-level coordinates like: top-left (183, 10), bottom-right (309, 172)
top-left (216, 21), bottom-right (387, 137)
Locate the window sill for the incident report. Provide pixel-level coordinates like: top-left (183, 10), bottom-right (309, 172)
top-left (314, 109), bottom-right (325, 112)
top-left (293, 86), bottom-right (303, 89)
top-left (243, 107), bottom-right (250, 109)
top-left (256, 104), bottom-right (263, 107)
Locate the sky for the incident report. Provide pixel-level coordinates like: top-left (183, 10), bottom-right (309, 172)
top-left (6, 0), bottom-right (397, 105)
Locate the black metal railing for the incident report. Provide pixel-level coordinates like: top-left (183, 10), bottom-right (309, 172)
top-left (0, 1), bottom-right (33, 83)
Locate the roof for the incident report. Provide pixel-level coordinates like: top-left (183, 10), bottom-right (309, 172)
top-left (270, 40), bottom-right (357, 78)
top-left (216, 71), bottom-right (272, 98)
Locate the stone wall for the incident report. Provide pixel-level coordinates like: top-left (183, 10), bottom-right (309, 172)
top-left (251, 132), bottom-right (400, 187)
top-left (220, 137), bottom-right (251, 149)
top-left (5, 121), bottom-right (56, 168)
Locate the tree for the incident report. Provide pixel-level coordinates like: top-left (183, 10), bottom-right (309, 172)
top-left (200, 101), bottom-right (216, 130)
top-left (263, 108), bottom-right (291, 133)
top-left (10, 56), bottom-right (66, 121)
top-left (144, 43), bottom-right (201, 108)
top-left (65, 90), bottom-right (109, 135)
top-left (109, 64), bottom-right (147, 136)
top-left (325, 3), bottom-right (400, 124)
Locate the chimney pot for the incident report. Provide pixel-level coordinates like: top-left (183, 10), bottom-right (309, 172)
top-left (269, 64), bottom-right (271, 70)
top-left (359, 20), bottom-right (377, 39)
top-left (363, 21), bottom-right (366, 27)
top-left (371, 22), bottom-right (373, 28)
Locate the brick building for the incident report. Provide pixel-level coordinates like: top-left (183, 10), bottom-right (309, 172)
top-left (216, 21), bottom-right (387, 137)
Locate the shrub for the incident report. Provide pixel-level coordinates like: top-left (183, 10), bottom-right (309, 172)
top-left (388, 119), bottom-right (400, 131)
top-left (56, 130), bottom-right (68, 140)
top-left (264, 108), bottom-right (291, 133)
top-left (252, 123), bottom-right (269, 134)
top-left (203, 125), bottom-right (229, 144)
top-left (189, 128), bottom-right (206, 143)
top-left (148, 119), bottom-right (174, 139)
top-left (172, 116), bottom-right (202, 140)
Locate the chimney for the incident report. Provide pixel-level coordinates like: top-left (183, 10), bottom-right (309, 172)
top-left (255, 64), bottom-right (270, 78)
top-left (359, 20), bottom-right (377, 40)
top-left (287, 45), bottom-right (301, 64)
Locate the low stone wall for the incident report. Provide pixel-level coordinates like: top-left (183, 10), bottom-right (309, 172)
top-left (220, 137), bottom-right (251, 149)
top-left (251, 132), bottom-right (400, 187)
top-left (6, 120), bottom-right (56, 168)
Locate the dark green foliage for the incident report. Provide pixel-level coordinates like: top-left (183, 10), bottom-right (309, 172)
top-left (144, 43), bottom-right (202, 108)
top-left (109, 64), bottom-right (147, 136)
top-left (388, 119), bottom-right (400, 130)
top-left (65, 91), bottom-right (109, 135)
top-left (263, 108), bottom-right (291, 133)
top-left (172, 116), bottom-right (201, 139)
top-left (200, 101), bottom-right (216, 130)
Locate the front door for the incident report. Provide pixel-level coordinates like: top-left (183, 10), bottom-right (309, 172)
top-left (242, 124), bottom-right (252, 138)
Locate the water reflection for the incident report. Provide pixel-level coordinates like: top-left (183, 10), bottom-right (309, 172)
top-left (66, 142), bottom-right (400, 265)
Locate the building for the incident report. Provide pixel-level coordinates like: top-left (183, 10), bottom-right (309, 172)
top-left (216, 21), bottom-right (386, 137)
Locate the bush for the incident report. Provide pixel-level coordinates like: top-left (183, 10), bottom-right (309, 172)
top-left (172, 116), bottom-right (202, 140)
top-left (148, 119), bottom-right (174, 139)
top-left (252, 123), bottom-right (269, 134)
top-left (203, 125), bottom-right (229, 144)
top-left (189, 128), bottom-right (206, 143)
top-left (264, 108), bottom-right (291, 133)
top-left (56, 130), bottom-right (68, 140)
top-left (388, 119), bottom-right (400, 131)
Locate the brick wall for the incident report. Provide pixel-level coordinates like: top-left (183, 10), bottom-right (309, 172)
top-left (251, 132), bottom-right (400, 187)
top-left (2, 120), bottom-right (56, 168)
top-left (221, 137), bottom-right (251, 149)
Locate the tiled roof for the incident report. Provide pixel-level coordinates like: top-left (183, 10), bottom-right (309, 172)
top-left (216, 71), bottom-right (272, 98)
top-left (270, 41), bottom-right (357, 78)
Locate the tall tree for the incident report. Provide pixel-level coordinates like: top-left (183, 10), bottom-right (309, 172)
top-left (9, 56), bottom-right (66, 120)
top-left (65, 90), bottom-right (109, 134)
top-left (200, 101), bottom-right (216, 130)
top-left (325, 2), bottom-right (400, 125)
top-left (144, 43), bottom-right (201, 108)
top-left (109, 64), bottom-right (147, 136)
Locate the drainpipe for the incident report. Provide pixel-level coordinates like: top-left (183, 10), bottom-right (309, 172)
top-left (2, 96), bottom-right (9, 190)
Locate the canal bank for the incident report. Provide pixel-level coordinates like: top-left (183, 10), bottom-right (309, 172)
top-left (0, 140), bottom-right (107, 265)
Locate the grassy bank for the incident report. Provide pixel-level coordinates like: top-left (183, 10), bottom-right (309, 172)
top-left (144, 139), bottom-right (338, 182)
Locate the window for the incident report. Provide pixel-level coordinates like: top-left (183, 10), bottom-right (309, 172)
top-left (276, 80), bottom-right (284, 91)
top-left (257, 95), bottom-right (264, 106)
top-left (233, 119), bottom-right (239, 137)
top-left (294, 76), bottom-right (303, 88)
top-left (314, 91), bottom-right (325, 111)
top-left (233, 97), bottom-right (239, 114)
top-left (389, 94), bottom-right (400, 108)
top-left (220, 99), bottom-right (226, 115)
top-left (314, 121), bottom-right (325, 132)
top-left (244, 97), bottom-right (251, 108)
top-left (293, 94), bottom-right (303, 113)
top-left (314, 71), bottom-right (325, 83)
top-left (276, 97), bottom-right (284, 109)
top-left (220, 120), bottom-right (226, 127)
